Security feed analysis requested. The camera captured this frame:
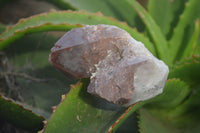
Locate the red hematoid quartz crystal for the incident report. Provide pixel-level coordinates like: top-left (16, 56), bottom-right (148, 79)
top-left (49, 24), bottom-right (169, 106)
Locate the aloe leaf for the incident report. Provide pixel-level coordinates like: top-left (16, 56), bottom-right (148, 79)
top-left (108, 101), bottom-right (146, 133)
top-left (115, 112), bottom-right (138, 133)
top-left (181, 20), bottom-right (200, 60)
top-left (2, 33), bottom-right (75, 118)
top-left (140, 86), bottom-right (200, 133)
top-left (165, 84), bottom-right (200, 127)
top-left (139, 78), bottom-right (200, 133)
top-left (47, 0), bottom-right (144, 29)
top-left (0, 10), bottom-right (156, 55)
top-left (0, 22), bottom-right (81, 50)
top-left (44, 78), bottom-right (126, 133)
top-left (169, 55), bottom-right (200, 86)
top-left (148, 0), bottom-right (172, 36)
top-left (0, 95), bottom-right (44, 131)
top-left (147, 79), bottom-right (190, 109)
top-left (148, 0), bottom-right (188, 38)
top-left (138, 108), bottom-right (178, 133)
top-left (112, 78), bottom-right (191, 132)
top-left (169, 0), bottom-right (200, 62)
top-left (44, 78), bottom-right (149, 133)
top-left (139, 107), bottom-right (200, 133)
top-left (166, 57), bottom-right (200, 127)
top-left (142, 56), bottom-right (200, 131)
top-left (46, 0), bottom-right (118, 18)
top-left (125, 0), bottom-right (169, 64)
top-left (106, 0), bottom-right (144, 29)
top-left (46, 0), bottom-right (76, 10)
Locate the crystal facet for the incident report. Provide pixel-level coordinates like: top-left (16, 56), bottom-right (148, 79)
top-left (49, 24), bottom-right (169, 106)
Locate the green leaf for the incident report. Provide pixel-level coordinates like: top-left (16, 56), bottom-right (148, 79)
top-left (115, 112), bottom-right (138, 133)
top-left (165, 84), bottom-right (200, 129)
top-left (148, 0), bottom-right (188, 38)
top-left (47, 0), bottom-right (144, 30)
top-left (46, 0), bottom-right (118, 18)
top-left (139, 106), bottom-right (200, 133)
top-left (169, 55), bottom-right (200, 86)
top-left (147, 79), bottom-right (190, 109)
top-left (138, 108), bottom-right (178, 133)
top-left (0, 95), bottom-right (44, 131)
top-left (44, 78), bottom-right (148, 133)
top-left (139, 85), bottom-right (200, 133)
top-left (44, 78), bottom-right (126, 133)
top-left (138, 58), bottom-right (200, 133)
top-left (54, 0), bottom-right (130, 20)
top-left (181, 20), bottom-right (200, 60)
top-left (46, 0), bottom-right (76, 10)
top-left (148, 0), bottom-right (173, 36)
top-left (165, 57), bottom-right (200, 128)
top-left (2, 33), bottom-right (76, 118)
top-left (0, 10), bottom-right (156, 132)
top-left (0, 10), bottom-right (156, 55)
top-left (169, 0), bottom-right (200, 62)
top-left (109, 101), bottom-right (147, 133)
top-left (107, 0), bottom-right (144, 30)
top-left (139, 79), bottom-right (200, 133)
top-left (125, 0), bottom-right (169, 64)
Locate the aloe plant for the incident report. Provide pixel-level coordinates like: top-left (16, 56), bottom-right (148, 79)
top-left (0, 0), bottom-right (200, 132)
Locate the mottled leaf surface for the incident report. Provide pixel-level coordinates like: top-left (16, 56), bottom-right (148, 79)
top-left (2, 33), bottom-right (75, 118)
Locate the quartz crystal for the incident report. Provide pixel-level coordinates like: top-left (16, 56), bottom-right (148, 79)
top-left (49, 24), bottom-right (169, 106)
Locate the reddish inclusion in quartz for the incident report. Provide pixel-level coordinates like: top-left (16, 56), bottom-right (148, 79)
top-left (49, 25), bottom-right (130, 78)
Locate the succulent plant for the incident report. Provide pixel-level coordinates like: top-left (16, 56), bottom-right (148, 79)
top-left (0, 0), bottom-right (199, 133)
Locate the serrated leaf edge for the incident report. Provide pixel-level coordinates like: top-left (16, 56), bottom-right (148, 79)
top-left (41, 80), bottom-right (82, 133)
top-left (0, 10), bottom-right (156, 55)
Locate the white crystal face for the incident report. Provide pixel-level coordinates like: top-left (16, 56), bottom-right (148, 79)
top-left (125, 58), bottom-right (169, 106)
